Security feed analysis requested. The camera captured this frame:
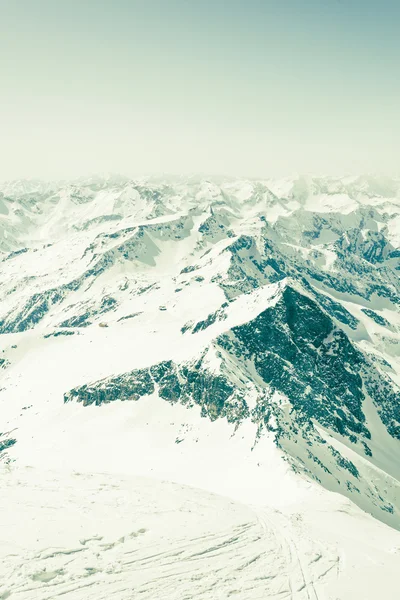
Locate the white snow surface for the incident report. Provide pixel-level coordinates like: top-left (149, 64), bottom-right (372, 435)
top-left (0, 174), bottom-right (399, 599)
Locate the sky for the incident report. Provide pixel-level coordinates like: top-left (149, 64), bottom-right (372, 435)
top-left (0, 0), bottom-right (399, 180)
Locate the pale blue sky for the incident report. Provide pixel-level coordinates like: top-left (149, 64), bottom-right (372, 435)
top-left (1, 0), bottom-right (399, 179)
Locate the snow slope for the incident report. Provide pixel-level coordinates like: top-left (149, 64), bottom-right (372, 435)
top-left (2, 465), bottom-right (399, 600)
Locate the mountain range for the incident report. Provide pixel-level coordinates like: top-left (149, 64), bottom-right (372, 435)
top-left (1, 174), bottom-right (399, 599)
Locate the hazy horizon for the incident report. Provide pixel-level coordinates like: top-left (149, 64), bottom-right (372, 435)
top-left (1, 0), bottom-right (399, 180)
top-left (3, 171), bottom-right (400, 187)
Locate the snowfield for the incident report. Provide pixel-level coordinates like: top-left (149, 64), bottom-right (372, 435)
top-left (0, 174), bottom-right (400, 599)
top-left (1, 465), bottom-right (399, 600)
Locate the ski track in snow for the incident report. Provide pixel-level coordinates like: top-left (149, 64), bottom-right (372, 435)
top-left (0, 470), bottom-right (338, 600)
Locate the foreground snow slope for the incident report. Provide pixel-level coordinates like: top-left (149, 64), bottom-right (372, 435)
top-left (0, 174), bottom-right (400, 598)
top-left (1, 466), bottom-right (399, 600)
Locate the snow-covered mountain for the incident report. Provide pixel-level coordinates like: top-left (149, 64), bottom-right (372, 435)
top-left (1, 174), bottom-right (400, 599)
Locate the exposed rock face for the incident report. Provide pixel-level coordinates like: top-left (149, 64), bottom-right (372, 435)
top-left (0, 435), bottom-right (16, 461)
top-left (219, 287), bottom-right (369, 438)
top-left (65, 357), bottom-right (249, 424)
